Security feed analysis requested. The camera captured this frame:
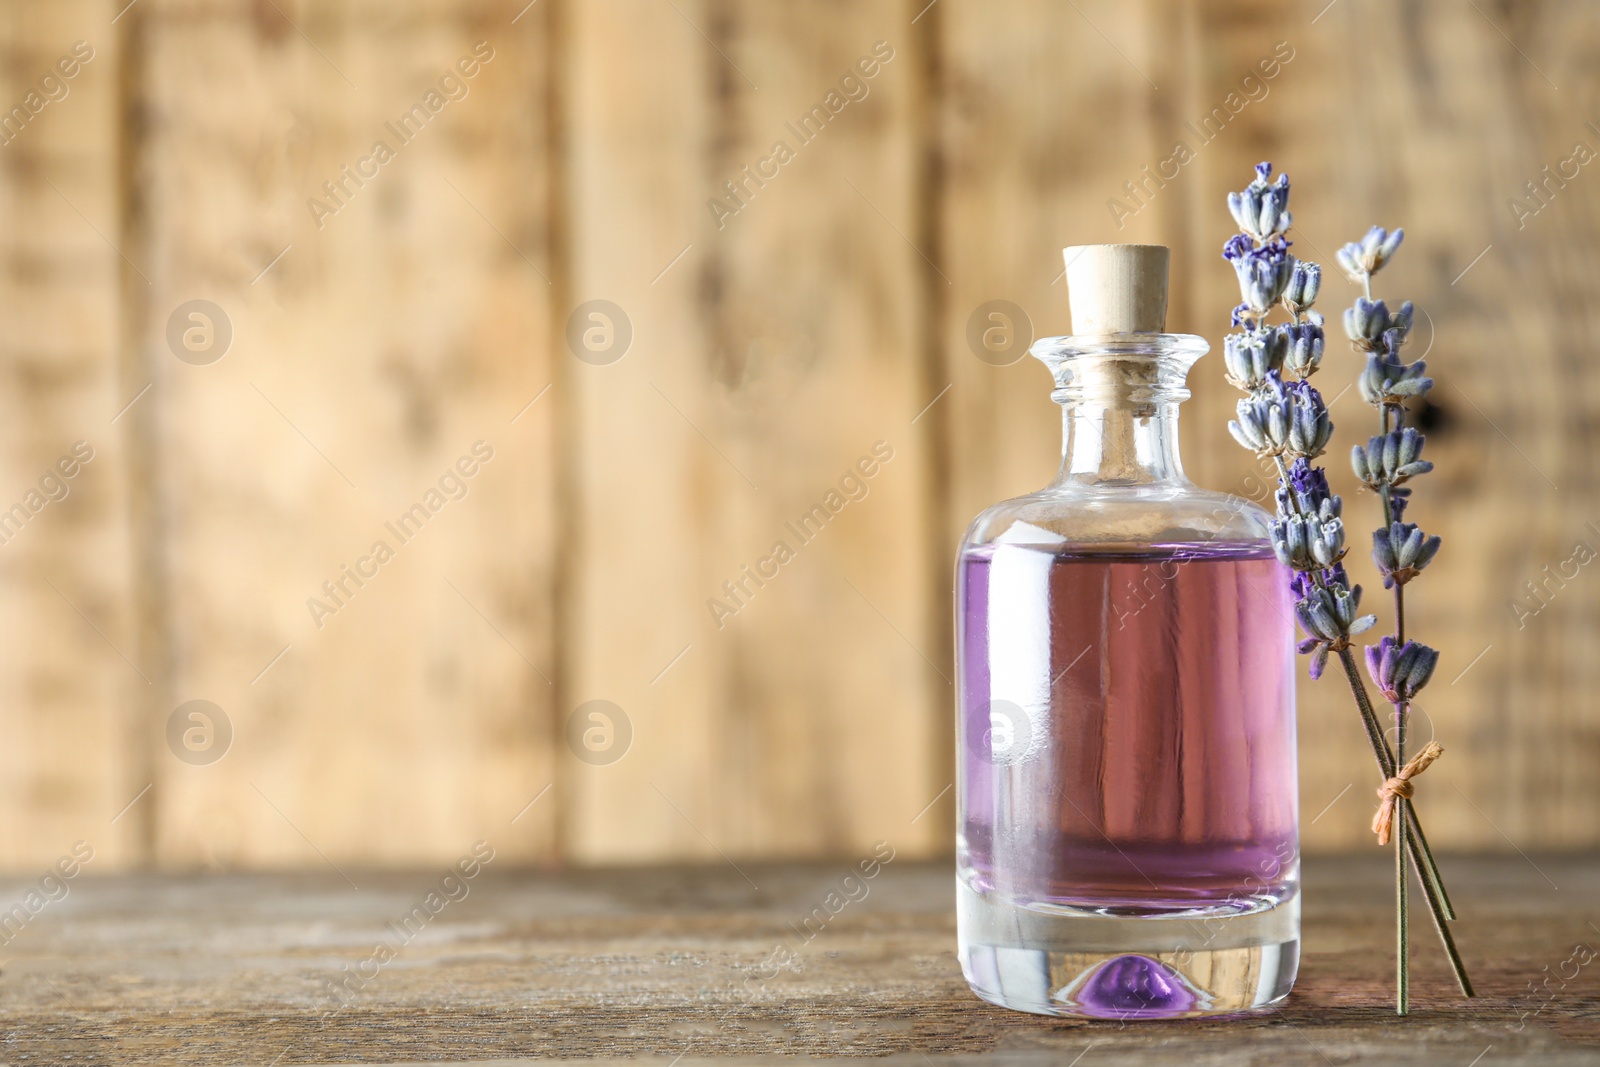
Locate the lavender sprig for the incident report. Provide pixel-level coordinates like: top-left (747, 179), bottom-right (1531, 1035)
top-left (1220, 164), bottom-right (1364, 680)
top-left (1220, 164), bottom-right (1473, 1012)
top-left (1337, 225), bottom-right (1405, 287)
top-left (1337, 220), bottom-right (1466, 1010)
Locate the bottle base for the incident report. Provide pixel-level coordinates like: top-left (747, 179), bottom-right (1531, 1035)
top-left (957, 877), bottom-right (1299, 1018)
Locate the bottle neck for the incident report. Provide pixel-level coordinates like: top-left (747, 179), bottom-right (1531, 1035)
top-left (1029, 333), bottom-right (1208, 489)
top-left (1057, 396), bottom-right (1185, 486)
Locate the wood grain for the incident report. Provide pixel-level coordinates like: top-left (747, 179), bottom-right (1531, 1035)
top-left (1, 856), bottom-right (1596, 1064)
top-left (126, 0), bottom-right (558, 868)
top-left (563, 0), bottom-right (941, 862)
top-left (694, 0), bottom-right (940, 858)
top-left (0, 1), bottom-right (140, 867)
top-left (0, 0), bottom-right (1594, 868)
top-left (561, 0), bottom-right (724, 862)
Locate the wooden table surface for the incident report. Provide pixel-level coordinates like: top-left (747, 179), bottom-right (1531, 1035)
top-left (2, 855), bottom-right (1597, 1066)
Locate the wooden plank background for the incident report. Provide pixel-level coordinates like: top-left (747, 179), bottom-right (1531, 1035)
top-left (0, 0), bottom-right (1594, 870)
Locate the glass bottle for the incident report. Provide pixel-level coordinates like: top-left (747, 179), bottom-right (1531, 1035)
top-left (955, 245), bottom-right (1299, 1018)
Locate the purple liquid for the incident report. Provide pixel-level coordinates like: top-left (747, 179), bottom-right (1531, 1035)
top-left (958, 541), bottom-right (1298, 914)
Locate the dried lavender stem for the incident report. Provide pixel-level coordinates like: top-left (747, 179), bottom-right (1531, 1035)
top-left (1345, 646), bottom-right (1454, 917)
top-left (1383, 339), bottom-right (1412, 1012)
top-left (1407, 804), bottom-right (1455, 918)
top-left (1407, 811), bottom-right (1474, 997)
top-left (1356, 289), bottom-right (1412, 1012)
top-left (1396, 697), bottom-right (1410, 1014)
top-left (1413, 833), bottom-right (1474, 998)
top-left (1338, 647), bottom-right (1473, 997)
top-left (1341, 645), bottom-right (1395, 777)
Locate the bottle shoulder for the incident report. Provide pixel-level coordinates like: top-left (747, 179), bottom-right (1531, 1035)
top-left (961, 482), bottom-right (1275, 551)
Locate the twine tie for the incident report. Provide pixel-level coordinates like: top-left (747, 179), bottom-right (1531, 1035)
top-left (1372, 741), bottom-right (1443, 846)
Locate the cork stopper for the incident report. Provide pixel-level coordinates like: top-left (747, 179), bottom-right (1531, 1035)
top-left (1064, 244), bottom-right (1170, 335)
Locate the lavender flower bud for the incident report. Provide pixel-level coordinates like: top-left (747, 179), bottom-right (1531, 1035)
top-left (1358, 351), bottom-right (1434, 407)
top-left (1351, 427), bottom-right (1432, 489)
top-left (1229, 377), bottom-right (1331, 459)
top-left (1364, 636), bottom-right (1440, 703)
top-left (1305, 643), bottom-right (1330, 680)
top-left (1389, 301), bottom-right (1414, 340)
top-left (1280, 378), bottom-right (1334, 459)
top-left (1271, 515), bottom-right (1311, 570)
top-left (1228, 394), bottom-right (1280, 454)
top-left (1372, 521), bottom-right (1442, 588)
top-left (1283, 261), bottom-right (1321, 315)
top-left (1335, 245), bottom-right (1361, 284)
top-left (1272, 515), bottom-right (1347, 571)
top-left (1283, 314), bottom-right (1325, 378)
top-left (1289, 561), bottom-right (1350, 606)
top-left (1343, 298), bottom-right (1387, 348)
top-left (1227, 162), bottom-right (1293, 241)
top-left (1228, 240), bottom-right (1294, 313)
top-left (1222, 233), bottom-right (1254, 261)
top-left (1298, 584), bottom-right (1373, 641)
top-left (1336, 225), bottom-right (1404, 281)
top-left (1223, 331), bottom-right (1284, 392)
top-left (1264, 325), bottom-right (1290, 367)
top-left (1277, 457), bottom-right (1342, 521)
top-left (1294, 582), bottom-right (1377, 679)
top-left (1258, 187), bottom-right (1290, 240)
top-left (1295, 592), bottom-right (1340, 644)
top-left (1366, 226), bottom-right (1404, 270)
top-left (1343, 298), bottom-right (1412, 352)
top-left (1313, 519), bottom-right (1347, 566)
top-left (1226, 192), bottom-right (1254, 236)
